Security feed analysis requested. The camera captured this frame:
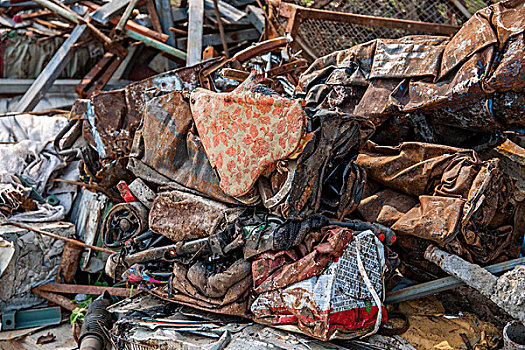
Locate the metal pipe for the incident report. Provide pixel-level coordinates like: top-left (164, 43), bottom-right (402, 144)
top-left (385, 256), bottom-right (525, 304)
top-left (114, 0), bottom-right (140, 34)
top-left (2, 222), bottom-right (115, 254)
top-left (124, 28), bottom-right (187, 60)
top-left (423, 245), bottom-right (525, 323)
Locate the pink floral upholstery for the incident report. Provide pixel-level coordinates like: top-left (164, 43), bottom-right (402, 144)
top-left (190, 74), bottom-right (305, 197)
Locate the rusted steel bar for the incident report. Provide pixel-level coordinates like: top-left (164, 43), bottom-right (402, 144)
top-left (56, 242), bottom-right (83, 284)
top-left (200, 36), bottom-right (288, 89)
top-left (36, 283), bottom-right (139, 297)
top-left (32, 0), bottom-right (114, 45)
top-left (221, 68), bottom-right (249, 81)
top-left (278, 1), bottom-right (460, 36)
top-left (212, 0), bottom-right (229, 58)
top-left (266, 59), bottom-right (308, 76)
top-left (1, 222), bottom-right (115, 254)
top-left (201, 36), bottom-right (287, 76)
top-left (146, 0), bottom-right (163, 33)
top-left (235, 36), bottom-right (288, 61)
top-left (114, 0), bottom-right (140, 34)
top-left (76, 52), bottom-right (117, 98)
top-left (32, 288), bottom-right (78, 311)
top-left (82, 1), bottom-right (170, 43)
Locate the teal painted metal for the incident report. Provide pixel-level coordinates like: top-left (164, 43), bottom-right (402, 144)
top-left (1, 307), bottom-right (61, 330)
top-left (124, 29), bottom-right (187, 60)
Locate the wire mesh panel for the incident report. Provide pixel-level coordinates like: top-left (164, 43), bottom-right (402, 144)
top-left (275, 0), bottom-right (497, 57)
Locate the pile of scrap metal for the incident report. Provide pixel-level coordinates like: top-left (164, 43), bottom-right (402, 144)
top-left (1, 0), bottom-right (525, 349)
top-left (0, 0), bottom-right (268, 114)
top-left (38, 0), bottom-right (525, 347)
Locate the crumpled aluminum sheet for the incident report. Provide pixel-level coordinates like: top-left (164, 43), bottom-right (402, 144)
top-left (298, 1), bottom-right (525, 137)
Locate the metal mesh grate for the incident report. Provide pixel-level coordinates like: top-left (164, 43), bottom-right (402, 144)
top-left (275, 0), bottom-right (498, 57)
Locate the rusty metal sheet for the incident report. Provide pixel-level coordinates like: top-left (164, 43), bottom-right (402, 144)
top-left (124, 60), bottom-right (219, 125)
top-left (129, 91), bottom-right (239, 203)
top-left (149, 261), bottom-right (252, 317)
top-left (149, 190), bottom-right (243, 242)
top-left (485, 33), bottom-right (525, 93)
top-left (356, 141), bottom-right (521, 265)
top-left (357, 189), bottom-right (418, 227)
top-left (399, 45), bottom-right (495, 113)
top-left (252, 226), bottom-right (353, 294)
top-left (72, 60), bottom-right (219, 164)
top-left (439, 7), bottom-right (497, 80)
top-left (491, 0), bottom-right (525, 47)
top-left (369, 37), bottom-right (447, 79)
top-left (298, 0), bottom-right (525, 134)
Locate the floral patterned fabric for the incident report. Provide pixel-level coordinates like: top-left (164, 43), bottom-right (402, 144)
top-left (190, 74), bottom-right (306, 197)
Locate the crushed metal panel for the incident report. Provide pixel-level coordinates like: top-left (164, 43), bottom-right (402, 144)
top-left (298, 1), bottom-right (525, 138)
top-left (0, 222), bottom-right (74, 312)
top-left (124, 60), bottom-right (219, 125)
top-left (356, 141), bottom-right (521, 265)
top-left (369, 37), bottom-right (448, 79)
top-left (129, 91), bottom-right (238, 203)
top-left (149, 190), bottom-right (243, 242)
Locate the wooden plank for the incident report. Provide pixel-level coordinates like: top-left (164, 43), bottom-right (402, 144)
top-left (178, 28), bottom-right (259, 48)
top-left (13, 24), bottom-right (88, 113)
top-left (246, 5), bottom-right (264, 33)
top-left (91, 0), bottom-right (130, 24)
top-left (171, 7), bottom-right (188, 22)
top-left (203, 0), bottom-right (246, 23)
top-left (187, 0), bottom-right (204, 66)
